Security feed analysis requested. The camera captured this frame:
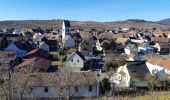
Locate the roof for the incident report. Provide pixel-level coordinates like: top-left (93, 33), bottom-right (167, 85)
top-left (0, 50), bottom-right (16, 55)
top-left (152, 37), bottom-right (169, 43)
top-left (25, 48), bottom-right (48, 57)
top-left (28, 71), bottom-right (98, 87)
top-left (16, 57), bottom-right (51, 71)
top-left (129, 54), bottom-right (136, 58)
top-left (11, 71), bottom-right (98, 90)
top-left (67, 50), bottom-right (86, 61)
top-left (0, 33), bottom-right (19, 37)
top-left (156, 43), bottom-right (170, 48)
top-left (63, 20), bottom-right (71, 27)
top-left (115, 37), bottom-right (128, 44)
top-left (13, 41), bottom-right (36, 52)
top-left (147, 58), bottom-right (170, 70)
top-left (126, 61), bottom-right (150, 78)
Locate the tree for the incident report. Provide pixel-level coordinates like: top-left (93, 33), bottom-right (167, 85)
top-left (100, 78), bottom-right (111, 95)
top-left (145, 74), bottom-right (158, 91)
top-left (101, 42), bottom-right (111, 50)
top-left (0, 35), bottom-right (8, 50)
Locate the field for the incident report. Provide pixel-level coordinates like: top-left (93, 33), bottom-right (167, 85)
top-left (100, 92), bottom-right (170, 100)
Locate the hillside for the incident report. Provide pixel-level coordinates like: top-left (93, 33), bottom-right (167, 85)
top-left (0, 19), bottom-right (170, 30)
top-left (157, 18), bottom-right (170, 25)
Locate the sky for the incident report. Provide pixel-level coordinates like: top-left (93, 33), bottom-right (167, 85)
top-left (0, 0), bottom-right (170, 22)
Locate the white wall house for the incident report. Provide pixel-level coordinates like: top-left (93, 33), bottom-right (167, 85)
top-left (110, 64), bottom-right (130, 88)
top-left (110, 61), bottom-right (149, 89)
top-left (65, 50), bottom-right (86, 71)
top-left (95, 40), bottom-right (103, 51)
top-left (38, 42), bottom-right (49, 52)
top-left (12, 72), bottom-right (99, 99)
top-left (146, 58), bottom-right (170, 80)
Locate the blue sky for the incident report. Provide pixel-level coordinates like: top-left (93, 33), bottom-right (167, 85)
top-left (0, 0), bottom-right (170, 22)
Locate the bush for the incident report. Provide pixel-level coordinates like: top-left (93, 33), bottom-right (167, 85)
top-left (100, 78), bottom-right (111, 95)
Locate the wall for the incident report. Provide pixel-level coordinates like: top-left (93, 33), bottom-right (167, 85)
top-left (65, 53), bottom-right (84, 71)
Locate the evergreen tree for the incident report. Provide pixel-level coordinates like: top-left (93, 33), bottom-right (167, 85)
top-left (0, 35), bottom-right (8, 50)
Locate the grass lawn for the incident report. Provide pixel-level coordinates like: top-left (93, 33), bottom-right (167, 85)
top-left (100, 91), bottom-right (170, 100)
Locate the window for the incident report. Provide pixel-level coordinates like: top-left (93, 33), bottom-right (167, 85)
top-left (74, 86), bottom-right (78, 92)
top-left (89, 86), bottom-right (92, 92)
top-left (71, 59), bottom-right (73, 62)
top-left (77, 59), bottom-right (79, 62)
top-left (44, 87), bottom-right (48, 93)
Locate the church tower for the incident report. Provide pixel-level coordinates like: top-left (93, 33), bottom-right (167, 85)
top-left (62, 20), bottom-right (71, 40)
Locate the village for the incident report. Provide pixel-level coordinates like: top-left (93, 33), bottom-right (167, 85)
top-left (0, 20), bottom-right (170, 99)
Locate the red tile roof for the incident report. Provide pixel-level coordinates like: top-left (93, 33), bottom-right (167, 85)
top-left (16, 57), bottom-right (51, 71)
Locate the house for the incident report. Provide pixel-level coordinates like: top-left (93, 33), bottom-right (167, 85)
top-left (15, 57), bottom-right (51, 72)
top-left (110, 61), bottom-right (149, 89)
top-left (0, 33), bottom-right (19, 43)
top-left (138, 42), bottom-right (154, 54)
top-left (44, 40), bottom-right (59, 51)
top-left (65, 50), bottom-right (86, 71)
top-left (12, 71), bottom-right (99, 99)
top-left (115, 37), bottom-right (129, 50)
top-left (5, 42), bottom-right (27, 57)
top-left (95, 39), bottom-right (103, 51)
top-left (62, 20), bottom-right (75, 48)
top-left (24, 48), bottom-right (49, 59)
top-left (63, 35), bottom-right (75, 48)
top-left (151, 37), bottom-right (169, 44)
top-left (146, 58), bottom-right (170, 80)
top-left (124, 44), bottom-right (138, 55)
top-left (38, 42), bottom-right (49, 52)
top-left (79, 39), bottom-right (94, 56)
top-left (154, 43), bottom-right (170, 54)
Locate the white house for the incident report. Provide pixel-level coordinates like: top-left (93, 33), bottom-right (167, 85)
top-left (154, 43), bottom-right (170, 54)
top-left (95, 40), bottom-right (103, 51)
top-left (110, 61), bottom-right (149, 89)
top-left (146, 58), bottom-right (170, 80)
top-left (65, 50), bottom-right (86, 71)
top-left (62, 20), bottom-right (75, 48)
top-left (12, 72), bottom-right (99, 99)
top-left (38, 42), bottom-right (49, 52)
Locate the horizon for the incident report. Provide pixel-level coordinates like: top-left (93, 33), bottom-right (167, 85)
top-left (0, 18), bottom-right (168, 22)
top-left (0, 0), bottom-right (170, 22)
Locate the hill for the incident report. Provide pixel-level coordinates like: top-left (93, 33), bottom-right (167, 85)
top-left (0, 19), bottom-right (170, 30)
top-left (157, 18), bottom-right (170, 25)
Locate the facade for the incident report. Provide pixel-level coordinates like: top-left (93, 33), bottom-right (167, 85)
top-left (39, 42), bottom-right (49, 52)
top-left (154, 43), bottom-right (170, 54)
top-left (79, 39), bottom-right (93, 56)
top-left (12, 72), bottom-right (99, 99)
top-left (110, 61), bottom-right (149, 89)
top-left (146, 58), bottom-right (170, 80)
top-left (65, 50), bottom-right (86, 71)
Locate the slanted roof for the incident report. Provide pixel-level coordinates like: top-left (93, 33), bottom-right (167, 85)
top-left (16, 57), bottom-right (51, 71)
top-left (147, 58), bottom-right (170, 70)
top-left (64, 20), bottom-right (71, 27)
top-left (115, 37), bottom-right (128, 44)
top-left (127, 61), bottom-right (150, 78)
top-left (75, 50), bottom-right (85, 60)
top-left (157, 43), bottom-right (170, 48)
top-left (152, 37), bottom-right (169, 43)
top-left (67, 50), bottom-right (85, 61)
top-left (25, 48), bottom-right (48, 57)
top-left (28, 71), bottom-right (98, 87)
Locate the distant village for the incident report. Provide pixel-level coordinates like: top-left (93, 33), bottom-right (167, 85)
top-left (0, 20), bottom-right (170, 99)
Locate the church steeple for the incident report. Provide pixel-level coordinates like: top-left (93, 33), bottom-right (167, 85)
top-left (62, 20), bottom-right (71, 40)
